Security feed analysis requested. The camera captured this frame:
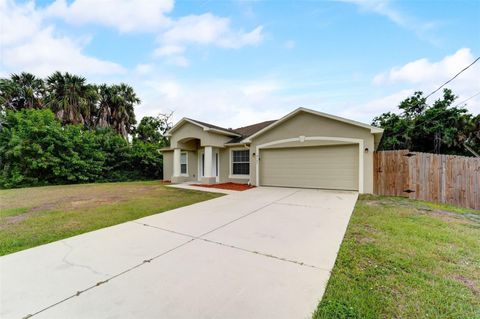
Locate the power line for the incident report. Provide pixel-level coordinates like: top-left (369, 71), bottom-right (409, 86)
top-left (425, 56), bottom-right (480, 99)
top-left (454, 91), bottom-right (480, 107)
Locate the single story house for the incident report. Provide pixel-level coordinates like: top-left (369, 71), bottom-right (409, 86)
top-left (161, 107), bottom-right (383, 193)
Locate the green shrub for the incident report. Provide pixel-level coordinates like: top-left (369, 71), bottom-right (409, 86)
top-left (0, 109), bottom-right (163, 188)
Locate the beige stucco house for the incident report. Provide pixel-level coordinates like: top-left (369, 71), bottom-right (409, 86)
top-left (161, 107), bottom-right (383, 193)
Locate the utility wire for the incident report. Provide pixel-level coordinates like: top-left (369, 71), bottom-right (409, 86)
top-left (377, 57), bottom-right (480, 138)
top-left (454, 91), bottom-right (480, 107)
top-left (424, 56), bottom-right (480, 99)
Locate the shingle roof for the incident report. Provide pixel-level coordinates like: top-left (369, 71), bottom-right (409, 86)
top-left (185, 118), bottom-right (236, 134)
top-left (227, 120), bottom-right (277, 144)
top-left (180, 117), bottom-right (278, 144)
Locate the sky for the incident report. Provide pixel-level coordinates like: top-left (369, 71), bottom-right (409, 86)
top-left (1, 0), bottom-right (479, 128)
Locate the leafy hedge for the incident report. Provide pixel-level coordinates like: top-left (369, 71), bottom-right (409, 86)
top-left (0, 109), bottom-right (163, 188)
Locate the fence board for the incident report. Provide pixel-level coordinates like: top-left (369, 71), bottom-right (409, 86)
top-left (374, 150), bottom-right (480, 210)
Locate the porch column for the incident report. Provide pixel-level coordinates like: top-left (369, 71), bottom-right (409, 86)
top-left (204, 146), bottom-right (213, 178)
top-left (173, 148), bottom-right (181, 177)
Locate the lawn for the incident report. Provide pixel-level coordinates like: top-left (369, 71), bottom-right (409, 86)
top-left (313, 195), bottom-right (480, 319)
top-left (0, 181), bottom-right (222, 256)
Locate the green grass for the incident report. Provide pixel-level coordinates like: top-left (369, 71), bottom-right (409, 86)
top-left (313, 195), bottom-right (480, 319)
top-left (0, 181), bottom-right (222, 256)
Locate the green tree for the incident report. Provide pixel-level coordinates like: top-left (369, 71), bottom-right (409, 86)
top-left (45, 72), bottom-right (92, 126)
top-left (0, 109), bottom-right (104, 188)
top-left (110, 83), bottom-right (139, 139)
top-left (0, 72), bottom-right (45, 112)
top-left (373, 89), bottom-right (479, 155)
top-left (135, 112), bottom-right (172, 146)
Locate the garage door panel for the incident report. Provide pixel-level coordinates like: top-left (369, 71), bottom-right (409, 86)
top-left (260, 145), bottom-right (359, 190)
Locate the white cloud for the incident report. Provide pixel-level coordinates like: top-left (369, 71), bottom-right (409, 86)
top-left (3, 27), bottom-right (125, 77)
top-left (372, 48), bottom-right (480, 114)
top-left (160, 13), bottom-right (263, 49)
top-left (153, 44), bottom-right (185, 57)
top-left (0, 0), bottom-right (125, 77)
top-left (154, 13), bottom-right (263, 65)
top-left (134, 64), bottom-right (154, 75)
top-left (133, 76), bottom-right (346, 129)
top-left (339, 89), bottom-right (414, 121)
top-left (374, 48), bottom-right (478, 85)
top-left (0, 0), bottom-right (42, 46)
top-left (45, 0), bottom-right (174, 32)
top-left (167, 56), bottom-right (190, 68)
top-left (42, 1), bottom-right (264, 66)
top-left (337, 0), bottom-right (437, 42)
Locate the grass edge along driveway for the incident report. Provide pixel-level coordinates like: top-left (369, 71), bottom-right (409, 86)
top-left (0, 181), bottom-right (222, 256)
top-left (313, 195), bottom-right (480, 319)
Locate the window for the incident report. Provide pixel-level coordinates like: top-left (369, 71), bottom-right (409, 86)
top-left (180, 152), bottom-right (188, 175)
top-left (232, 150), bottom-right (249, 175)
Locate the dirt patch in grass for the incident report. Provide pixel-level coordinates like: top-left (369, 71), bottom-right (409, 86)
top-left (454, 275), bottom-right (480, 296)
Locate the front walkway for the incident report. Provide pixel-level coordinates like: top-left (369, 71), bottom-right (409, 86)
top-left (1, 187), bottom-right (358, 319)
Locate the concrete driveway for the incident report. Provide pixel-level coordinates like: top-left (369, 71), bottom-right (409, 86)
top-left (0, 187), bottom-right (358, 319)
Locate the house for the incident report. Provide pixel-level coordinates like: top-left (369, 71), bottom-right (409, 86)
top-left (161, 107), bottom-right (383, 193)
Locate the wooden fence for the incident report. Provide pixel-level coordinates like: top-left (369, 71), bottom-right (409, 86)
top-left (374, 150), bottom-right (480, 210)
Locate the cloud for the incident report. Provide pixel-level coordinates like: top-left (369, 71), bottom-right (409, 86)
top-left (154, 13), bottom-right (263, 65)
top-left (42, 1), bottom-right (264, 66)
top-left (339, 89), bottom-right (414, 121)
top-left (134, 64), bottom-right (154, 75)
top-left (160, 13), bottom-right (262, 49)
top-left (0, 0), bottom-right (125, 77)
top-left (133, 76), bottom-right (350, 129)
top-left (364, 48), bottom-right (480, 118)
top-left (337, 0), bottom-right (438, 42)
top-left (374, 48), bottom-right (478, 85)
top-left (153, 45), bottom-right (185, 57)
top-left (0, 0), bottom-right (42, 46)
top-left (45, 0), bottom-right (174, 32)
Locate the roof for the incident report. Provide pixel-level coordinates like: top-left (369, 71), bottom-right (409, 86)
top-left (166, 118), bottom-right (241, 137)
top-left (185, 118), bottom-right (236, 134)
top-left (227, 120), bottom-right (277, 144)
top-left (166, 107), bottom-right (383, 145)
top-left (241, 107), bottom-right (383, 143)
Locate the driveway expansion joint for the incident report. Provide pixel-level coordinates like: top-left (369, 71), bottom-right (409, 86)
top-left (133, 191), bottom-right (332, 273)
top-left (21, 238), bottom-right (196, 318)
top-left (16, 188), bottom-right (351, 318)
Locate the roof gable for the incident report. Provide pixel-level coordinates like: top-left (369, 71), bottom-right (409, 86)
top-left (167, 118), bottom-right (241, 137)
top-left (241, 107), bottom-right (383, 143)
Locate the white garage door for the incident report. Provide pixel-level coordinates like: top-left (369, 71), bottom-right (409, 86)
top-left (259, 144), bottom-right (359, 190)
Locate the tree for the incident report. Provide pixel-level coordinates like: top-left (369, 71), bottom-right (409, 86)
top-left (0, 109), bottom-right (166, 188)
top-left (0, 72), bottom-right (45, 111)
top-left (110, 84), bottom-right (139, 139)
top-left (373, 89), bottom-right (479, 156)
top-left (45, 72), bottom-right (92, 126)
top-left (135, 112), bottom-right (173, 146)
top-left (0, 109), bottom-right (104, 188)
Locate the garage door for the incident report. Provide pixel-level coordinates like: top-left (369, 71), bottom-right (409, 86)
top-left (259, 144), bottom-right (359, 190)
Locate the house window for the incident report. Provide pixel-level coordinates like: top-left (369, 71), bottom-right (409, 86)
top-left (180, 152), bottom-right (188, 175)
top-left (232, 150), bottom-right (249, 175)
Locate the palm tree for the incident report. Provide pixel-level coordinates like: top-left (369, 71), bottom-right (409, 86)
top-left (84, 84), bottom-right (99, 129)
top-left (95, 84), bottom-right (113, 130)
top-left (109, 84), bottom-right (140, 139)
top-left (45, 72), bottom-right (90, 125)
top-left (0, 72), bottom-right (45, 111)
